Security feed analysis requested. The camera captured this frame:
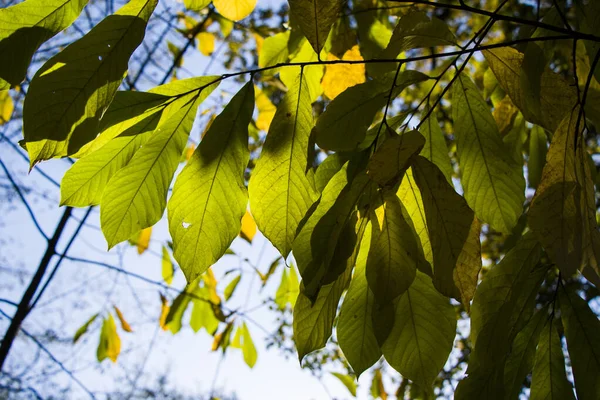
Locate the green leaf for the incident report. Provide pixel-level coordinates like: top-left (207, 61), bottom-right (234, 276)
top-left (314, 71), bottom-right (428, 151)
top-left (560, 285), bottom-right (600, 400)
top-left (287, 0), bottom-right (344, 55)
top-left (483, 47), bottom-right (577, 133)
top-left (451, 72), bottom-right (525, 233)
top-left (366, 193), bottom-right (420, 305)
top-left (529, 108), bottom-right (584, 276)
top-left (293, 262), bottom-right (352, 361)
top-left (240, 322), bottom-right (257, 368)
top-left (419, 106), bottom-right (453, 183)
top-left (411, 156), bottom-right (482, 308)
top-left (275, 264), bottom-right (300, 309)
top-left (190, 286), bottom-right (219, 334)
top-left (455, 367), bottom-right (505, 400)
top-left (381, 271), bottom-right (456, 389)
top-left (292, 164), bottom-right (372, 299)
top-left (97, 314), bottom-right (121, 363)
top-left (530, 320), bottom-right (576, 400)
top-left (469, 233), bottom-right (545, 371)
top-left (280, 39), bottom-right (325, 102)
top-left (337, 223), bottom-right (382, 377)
top-left (331, 373), bottom-right (357, 397)
top-left (0, 0), bottom-right (88, 87)
top-left (527, 126), bottom-right (547, 189)
top-left (166, 288), bottom-right (193, 334)
top-left (162, 246), bottom-right (174, 285)
top-left (366, 130), bottom-right (425, 187)
top-left (101, 80), bottom-right (219, 248)
top-left (258, 31), bottom-right (290, 75)
top-left (574, 0), bottom-right (600, 84)
top-left (168, 82), bottom-right (254, 282)
top-left (23, 0), bottom-right (158, 165)
top-left (224, 274), bottom-right (241, 301)
top-left (314, 153), bottom-right (349, 193)
top-left (184, 0), bottom-right (211, 12)
top-left (73, 313), bottom-right (99, 343)
top-left (354, 0), bottom-right (392, 61)
top-left (373, 10), bottom-right (456, 77)
top-left (249, 70), bottom-right (318, 257)
top-left (504, 306), bottom-right (548, 400)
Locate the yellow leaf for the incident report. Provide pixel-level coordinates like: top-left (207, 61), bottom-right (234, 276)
top-left (255, 86), bottom-right (276, 131)
top-left (113, 306), bottom-right (133, 333)
top-left (213, 0), bottom-right (256, 21)
top-left (253, 33), bottom-right (264, 55)
top-left (198, 32), bottom-right (215, 56)
top-left (97, 314), bottom-right (121, 363)
top-left (159, 294), bottom-right (170, 330)
top-left (0, 90), bottom-right (13, 125)
top-left (136, 227), bottom-right (152, 254)
top-left (239, 210), bottom-right (257, 243)
top-left (184, 144), bottom-right (196, 161)
top-left (493, 96), bottom-right (518, 136)
top-left (322, 45), bottom-right (366, 100)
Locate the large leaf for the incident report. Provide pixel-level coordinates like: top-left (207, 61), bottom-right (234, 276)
top-left (101, 80), bottom-right (218, 248)
top-left (381, 272), bottom-right (456, 389)
top-left (528, 108), bottom-right (584, 276)
top-left (168, 82), bottom-right (254, 282)
top-left (365, 193), bottom-right (420, 305)
top-left (419, 106), bottom-right (453, 183)
top-left (280, 39), bottom-right (325, 102)
top-left (293, 264), bottom-right (352, 361)
top-left (529, 320), bottom-right (576, 400)
top-left (504, 306), bottom-right (548, 400)
top-left (292, 164), bottom-right (373, 299)
top-left (483, 47), bottom-right (577, 132)
top-left (469, 233), bottom-right (545, 370)
top-left (337, 223), bottom-right (381, 377)
top-left (249, 71), bottom-right (318, 257)
top-left (412, 156), bottom-right (482, 308)
top-left (451, 73), bottom-right (525, 233)
top-left (287, 0), bottom-right (344, 55)
top-left (0, 0), bottom-right (88, 87)
top-left (560, 286), bottom-right (600, 400)
top-left (314, 71), bottom-right (428, 151)
top-left (23, 0), bottom-right (158, 165)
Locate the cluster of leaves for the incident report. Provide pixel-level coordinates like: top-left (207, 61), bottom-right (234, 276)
top-left (3, 0), bottom-right (600, 398)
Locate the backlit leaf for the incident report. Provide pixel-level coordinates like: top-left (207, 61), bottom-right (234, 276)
top-left (97, 314), bottom-right (121, 363)
top-left (249, 71), bottom-right (318, 257)
top-left (451, 72), bottom-right (525, 233)
top-left (337, 223), bottom-right (382, 377)
top-left (0, 90), bottom-right (13, 124)
top-left (239, 210), bottom-right (257, 243)
top-left (367, 130), bottom-right (425, 187)
top-left (258, 31), bottom-right (290, 75)
top-left (135, 227), bottom-right (152, 255)
top-left (412, 156), bottom-right (482, 308)
top-left (224, 274), bottom-right (241, 301)
top-left (198, 32), bottom-right (215, 56)
top-left (168, 82), bottom-right (254, 282)
top-left (255, 86), bottom-right (276, 131)
top-left (419, 106), bottom-right (453, 183)
top-left (287, 0), bottom-right (344, 55)
top-left (162, 246), bottom-right (174, 285)
top-left (331, 373), bottom-right (357, 397)
top-left (190, 286), bottom-right (219, 334)
top-left (381, 272), bottom-right (456, 389)
top-left (0, 0), bottom-right (88, 87)
top-left (322, 45), bottom-right (366, 100)
top-left (113, 306), bottom-right (133, 333)
top-left (23, 0), bottom-right (158, 165)
top-left (73, 313), bottom-right (99, 343)
top-left (184, 0), bottom-right (211, 12)
top-left (275, 264), bottom-right (300, 309)
top-left (240, 322), bottom-right (257, 368)
top-left (280, 39), bottom-right (324, 102)
top-left (213, 0), bottom-right (256, 21)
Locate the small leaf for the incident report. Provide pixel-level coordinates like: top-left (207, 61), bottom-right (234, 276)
top-left (113, 306), bottom-right (133, 333)
top-left (240, 323), bottom-right (257, 368)
top-left (135, 227), bottom-right (152, 255)
top-left (23, 0), bottom-right (158, 165)
top-left (560, 285), bottom-right (600, 400)
top-left (159, 294), bottom-right (170, 330)
top-left (249, 70), bottom-right (318, 257)
top-left (331, 373), bottom-right (357, 397)
top-left (287, 0), bottom-right (344, 55)
top-left (198, 32), bottom-right (215, 56)
top-left (161, 246), bottom-right (174, 285)
top-left (224, 274), bottom-right (241, 301)
top-left (322, 45), bottom-right (366, 100)
top-left (451, 72), bottom-right (525, 233)
top-left (0, 90), bottom-right (14, 124)
top-left (255, 86), bottom-right (276, 131)
top-left (337, 223), bottom-right (382, 377)
top-left (73, 313), bottom-right (99, 343)
top-left (165, 289), bottom-right (193, 334)
top-left (0, 0), bottom-right (89, 87)
top-left (168, 82), bottom-right (254, 282)
top-left (381, 272), bottom-right (456, 390)
top-left (213, 0), bottom-right (256, 21)
top-left (530, 319), bottom-right (576, 400)
top-left (528, 126), bottom-right (547, 189)
top-left (190, 286), bottom-right (219, 334)
top-left (239, 210), bottom-right (257, 243)
top-left (97, 314), bottom-right (121, 363)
